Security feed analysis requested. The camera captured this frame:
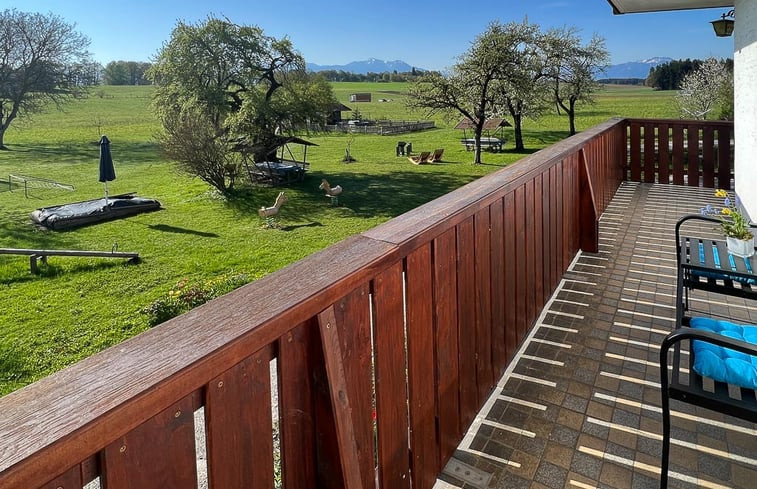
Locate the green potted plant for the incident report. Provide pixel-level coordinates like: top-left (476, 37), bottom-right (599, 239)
top-left (702, 189), bottom-right (755, 257)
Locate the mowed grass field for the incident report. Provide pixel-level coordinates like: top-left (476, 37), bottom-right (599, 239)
top-left (0, 83), bottom-right (677, 394)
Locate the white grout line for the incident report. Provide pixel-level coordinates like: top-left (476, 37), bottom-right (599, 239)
top-left (574, 262), bottom-right (606, 268)
top-left (461, 448), bottom-right (521, 468)
top-left (599, 371), bottom-right (659, 387)
top-left (563, 279), bottom-right (598, 286)
top-left (609, 336), bottom-right (659, 349)
top-left (627, 268), bottom-right (677, 279)
top-left (538, 323), bottom-right (579, 334)
top-left (593, 392), bottom-right (757, 435)
top-left (531, 338), bottom-right (572, 349)
top-left (568, 480), bottom-right (597, 489)
top-left (613, 321), bottom-right (671, 335)
top-left (521, 354), bottom-right (564, 367)
top-left (630, 261), bottom-right (677, 271)
top-left (499, 395), bottom-right (547, 411)
top-left (546, 310), bottom-right (585, 319)
top-left (619, 297), bottom-right (674, 310)
top-left (604, 352), bottom-right (659, 368)
top-left (482, 419), bottom-right (536, 438)
top-left (586, 417), bottom-right (757, 467)
top-left (553, 298), bottom-right (590, 307)
top-left (616, 309), bottom-right (675, 322)
top-left (510, 372), bottom-right (557, 387)
top-left (577, 446), bottom-right (730, 489)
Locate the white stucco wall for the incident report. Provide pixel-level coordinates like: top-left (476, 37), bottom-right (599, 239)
top-left (734, 0), bottom-right (757, 218)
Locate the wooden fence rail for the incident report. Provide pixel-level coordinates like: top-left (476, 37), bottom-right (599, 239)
top-left (625, 118), bottom-right (734, 189)
top-left (0, 118), bottom-right (626, 489)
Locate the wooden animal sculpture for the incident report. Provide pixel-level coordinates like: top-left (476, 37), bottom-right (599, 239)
top-left (319, 179), bottom-right (343, 197)
top-left (258, 191), bottom-right (287, 218)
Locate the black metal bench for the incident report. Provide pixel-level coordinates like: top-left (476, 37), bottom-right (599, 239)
top-left (0, 248), bottom-right (139, 273)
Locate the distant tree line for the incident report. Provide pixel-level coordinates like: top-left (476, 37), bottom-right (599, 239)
top-left (598, 78), bottom-right (645, 86)
top-left (313, 68), bottom-right (433, 83)
top-left (103, 60), bottom-right (153, 85)
top-left (645, 58), bottom-right (733, 90)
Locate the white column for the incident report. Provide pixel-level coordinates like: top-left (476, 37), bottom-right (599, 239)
top-left (734, 0), bottom-right (757, 218)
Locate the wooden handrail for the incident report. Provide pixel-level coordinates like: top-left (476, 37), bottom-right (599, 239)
top-left (0, 116), bottom-right (637, 489)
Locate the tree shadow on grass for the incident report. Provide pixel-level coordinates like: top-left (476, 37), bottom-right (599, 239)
top-left (148, 224), bottom-right (219, 237)
top-left (224, 169), bottom-right (481, 221)
top-left (2, 142), bottom-right (161, 166)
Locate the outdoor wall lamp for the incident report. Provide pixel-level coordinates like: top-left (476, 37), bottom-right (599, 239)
top-left (711, 9), bottom-right (735, 37)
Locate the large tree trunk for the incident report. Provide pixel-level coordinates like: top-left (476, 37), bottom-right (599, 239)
top-left (473, 125), bottom-right (484, 164)
top-left (513, 113), bottom-right (524, 151)
top-left (568, 99), bottom-right (576, 135)
top-left (0, 127), bottom-right (6, 150)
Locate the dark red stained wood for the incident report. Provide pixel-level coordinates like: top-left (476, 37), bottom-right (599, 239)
top-left (687, 124), bottom-right (700, 186)
top-left (318, 305), bottom-right (366, 489)
top-left (643, 123), bottom-right (656, 183)
top-left (318, 285), bottom-right (375, 489)
top-left (717, 125), bottom-right (732, 189)
top-left (629, 122), bottom-right (641, 181)
top-left (474, 208), bottom-right (493, 404)
top-left (405, 244), bottom-right (438, 489)
top-left (533, 175), bottom-right (545, 311)
top-left (702, 125), bottom-right (715, 188)
top-left (206, 346), bottom-right (275, 489)
top-left (514, 185), bottom-right (527, 343)
top-left (101, 396), bottom-right (197, 489)
top-left (503, 192), bottom-right (517, 363)
top-left (550, 165), bottom-right (560, 289)
top-left (489, 198), bottom-right (506, 376)
top-left (658, 123), bottom-right (670, 184)
top-left (278, 321), bottom-right (318, 489)
top-left (40, 466), bottom-right (81, 489)
top-left (433, 228), bottom-right (460, 464)
top-left (456, 217), bottom-right (477, 429)
top-left (579, 149), bottom-right (599, 254)
top-left (373, 261), bottom-right (411, 489)
top-left (672, 124), bottom-right (685, 185)
top-left (555, 163), bottom-right (565, 283)
top-left (541, 170), bottom-right (552, 304)
top-left (524, 179), bottom-right (536, 332)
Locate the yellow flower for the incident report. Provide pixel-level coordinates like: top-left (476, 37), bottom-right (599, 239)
top-left (715, 189), bottom-right (728, 198)
top-left (721, 208), bottom-right (732, 216)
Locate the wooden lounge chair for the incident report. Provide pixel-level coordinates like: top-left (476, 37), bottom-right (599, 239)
top-left (430, 148), bottom-right (444, 162)
top-left (408, 151), bottom-right (431, 164)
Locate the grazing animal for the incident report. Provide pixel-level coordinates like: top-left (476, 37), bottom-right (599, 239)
top-left (258, 191), bottom-right (287, 218)
top-left (319, 179), bottom-right (343, 197)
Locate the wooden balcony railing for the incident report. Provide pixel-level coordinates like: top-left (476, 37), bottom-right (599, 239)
top-left (0, 117), bottom-right (627, 489)
top-left (626, 118), bottom-right (734, 189)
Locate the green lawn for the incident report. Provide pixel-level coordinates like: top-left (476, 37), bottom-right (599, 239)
top-left (0, 83), bottom-right (677, 394)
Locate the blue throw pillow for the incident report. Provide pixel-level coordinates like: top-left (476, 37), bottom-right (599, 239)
top-left (689, 317), bottom-right (757, 390)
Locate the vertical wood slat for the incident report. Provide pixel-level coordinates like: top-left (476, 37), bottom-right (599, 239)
top-left (514, 185), bottom-right (527, 344)
top-left (318, 305), bottom-right (367, 489)
top-left (643, 123), bottom-right (656, 183)
top-left (524, 180), bottom-right (536, 332)
top-left (434, 228), bottom-right (461, 463)
top-left (206, 345), bottom-right (275, 489)
top-left (702, 126), bottom-right (715, 188)
top-left (549, 165), bottom-right (559, 302)
top-left (373, 261), bottom-right (411, 489)
top-left (503, 192), bottom-right (517, 362)
top-left (541, 172), bottom-right (552, 306)
top-left (672, 124), bottom-right (685, 185)
top-left (687, 124), bottom-right (700, 186)
top-left (533, 175), bottom-right (545, 311)
top-left (474, 208), bottom-right (493, 403)
top-left (278, 320), bottom-right (318, 489)
top-left (456, 217), bottom-right (477, 430)
top-left (318, 286), bottom-right (375, 489)
top-left (658, 123), bottom-right (670, 184)
top-left (489, 198), bottom-right (506, 376)
top-left (629, 122), bottom-right (641, 181)
top-left (40, 466), bottom-right (81, 489)
top-left (405, 244), bottom-right (438, 489)
top-left (717, 126), bottom-right (732, 189)
top-left (101, 396), bottom-right (197, 489)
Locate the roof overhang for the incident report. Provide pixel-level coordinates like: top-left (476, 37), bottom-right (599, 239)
top-left (607, 0), bottom-right (733, 14)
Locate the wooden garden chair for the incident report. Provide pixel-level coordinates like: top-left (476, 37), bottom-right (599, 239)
top-left (408, 151), bottom-right (431, 165)
top-left (430, 148), bottom-right (444, 162)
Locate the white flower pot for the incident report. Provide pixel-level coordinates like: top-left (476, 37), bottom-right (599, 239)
top-left (726, 236), bottom-right (755, 258)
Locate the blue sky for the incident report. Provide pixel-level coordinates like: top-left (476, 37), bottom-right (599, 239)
top-left (10, 0), bottom-right (734, 69)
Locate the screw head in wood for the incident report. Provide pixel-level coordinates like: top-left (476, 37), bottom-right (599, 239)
top-left (174, 410), bottom-right (181, 418)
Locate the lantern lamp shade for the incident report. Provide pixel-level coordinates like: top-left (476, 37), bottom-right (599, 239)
top-left (711, 17), bottom-right (735, 37)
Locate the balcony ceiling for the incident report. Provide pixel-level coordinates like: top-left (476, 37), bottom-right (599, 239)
top-left (607, 0), bottom-right (733, 14)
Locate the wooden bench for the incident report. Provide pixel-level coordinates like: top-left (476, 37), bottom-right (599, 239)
top-left (0, 248), bottom-right (140, 274)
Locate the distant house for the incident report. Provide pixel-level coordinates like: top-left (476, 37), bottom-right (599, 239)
top-left (349, 93), bottom-right (371, 102)
top-left (326, 102), bottom-right (352, 125)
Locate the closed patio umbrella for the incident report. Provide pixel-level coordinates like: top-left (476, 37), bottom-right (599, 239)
top-left (99, 135), bottom-right (116, 204)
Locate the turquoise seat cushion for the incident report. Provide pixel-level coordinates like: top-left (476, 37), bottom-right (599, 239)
top-left (691, 269), bottom-right (757, 285)
top-left (690, 317), bottom-right (757, 390)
